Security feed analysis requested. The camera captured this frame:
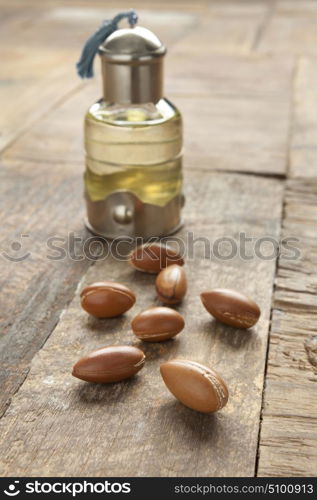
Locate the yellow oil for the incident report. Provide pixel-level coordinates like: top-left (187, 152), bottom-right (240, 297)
top-left (84, 98), bottom-right (183, 207)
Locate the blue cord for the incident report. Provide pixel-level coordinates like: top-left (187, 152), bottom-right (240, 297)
top-left (76, 9), bottom-right (138, 79)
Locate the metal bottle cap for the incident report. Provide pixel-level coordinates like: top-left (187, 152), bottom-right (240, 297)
top-left (99, 26), bottom-right (166, 104)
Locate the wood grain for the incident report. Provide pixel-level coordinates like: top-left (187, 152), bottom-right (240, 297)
top-left (1, 0), bottom-right (317, 478)
top-left (3, 74), bottom-right (293, 176)
top-left (0, 3), bottom-right (200, 418)
top-left (179, 93), bottom-right (291, 175)
top-left (0, 172), bottom-right (283, 476)
top-left (0, 157), bottom-right (92, 417)
top-left (167, 53), bottom-right (294, 99)
top-left (257, 180), bottom-right (317, 477)
top-left (171, 2), bottom-right (269, 55)
top-left (258, 0), bottom-right (317, 55)
top-left (0, 3), bottom-right (198, 152)
top-left (0, 4), bottom-right (81, 152)
top-left (289, 57), bottom-right (317, 178)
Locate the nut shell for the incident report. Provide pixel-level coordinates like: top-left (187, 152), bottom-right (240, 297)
top-left (156, 265), bottom-right (187, 304)
top-left (80, 281), bottom-right (135, 318)
top-left (160, 359), bottom-right (228, 413)
top-left (132, 307), bottom-right (185, 342)
top-left (129, 243), bottom-right (184, 274)
top-left (72, 345), bottom-right (145, 383)
top-left (200, 288), bottom-right (260, 329)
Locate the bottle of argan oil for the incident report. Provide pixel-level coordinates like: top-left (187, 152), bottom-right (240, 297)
top-left (77, 11), bottom-right (183, 239)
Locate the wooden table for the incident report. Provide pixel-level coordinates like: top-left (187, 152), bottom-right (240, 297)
top-left (0, 0), bottom-right (316, 477)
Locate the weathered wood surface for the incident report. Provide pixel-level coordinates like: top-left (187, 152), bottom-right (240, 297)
top-left (0, 0), bottom-right (291, 422)
top-left (0, 4), bottom-right (198, 152)
top-left (3, 61), bottom-right (293, 176)
top-left (257, 180), bottom-right (317, 477)
top-left (289, 57), bottom-right (317, 179)
top-left (0, 0), bottom-right (317, 478)
top-left (171, 2), bottom-right (268, 55)
top-left (0, 171), bottom-right (283, 477)
top-left (256, 0), bottom-right (317, 476)
top-left (0, 157), bottom-right (92, 417)
top-left (0, 1), bottom-right (204, 419)
top-left (258, 1), bottom-right (317, 56)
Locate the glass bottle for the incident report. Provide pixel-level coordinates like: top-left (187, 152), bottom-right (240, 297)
top-left (84, 26), bottom-right (183, 239)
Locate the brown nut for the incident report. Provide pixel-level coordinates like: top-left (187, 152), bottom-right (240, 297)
top-left (129, 243), bottom-right (184, 274)
top-left (72, 345), bottom-right (145, 383)
top-left (80, 281), bottom-right (135, 318)
top-left (132, 307), bottom-right (185, 342)
top-left (160, 359), bottom-right (229, 413)
top-left (200, 288), bottom-right (260, 329)
top-left (155, 265), bottom-right (187, 304)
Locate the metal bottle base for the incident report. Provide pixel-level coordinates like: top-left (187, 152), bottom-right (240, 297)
top-left (85, 190), bottom-right (184, 240)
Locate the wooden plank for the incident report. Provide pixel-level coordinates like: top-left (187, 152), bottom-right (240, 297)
top-left (258, 1), bottom-right (317, 55)
top-left (167, 53), bottom-right (293, 177)
top-left (1, 0), bottom-right (278, 422)
top-left (3, 78), bottom-right (292, 176)
top-left (179, 93), bottom-right (291, 175)
top-left (4, 6), bottom-right (199, 52)
top-left (207, 1), bottom-right (271, 16)
top-left (0, 64), bottom-right (84, 152)
top-left (0, 0), bottom-right (208, 11)
top-left (0, 172), bottom-right (283, 476)
top-left (0, 4), bottom-right (198, 151)
top-left (2, 0), bottom-right (308, 477)
top-left (2, 83), bottom-right (96, 164)
top-left (0, 1), bottom-right (282, 157)
top-left (171, 4), bottom-right (269, 55)
top-left (167, 53), bottom-right (294, 99)
top-left (0, 157), bottom-right (91, 417)
top-left (290, 57), bottom-right (317, 178)
top-left (0, 3), bottom-right (83, 152)
top-left (257, 179), bottom-right (317, 477)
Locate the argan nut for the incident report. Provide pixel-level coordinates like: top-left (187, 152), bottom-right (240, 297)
top-left (160, 359), bottom-right (229, 413)
top-left (200, 288), bottom-right (260, 329)
top-left (132, 307), bottom-right (185, 342)
top-left (72, 345), bottom-right (145, 383)
top-left (129, 242), bottom-right (184, 274)
top-left (80, 281), bottom-right (135, 318)
top-left (156, 265), bottom-right (187, 304)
